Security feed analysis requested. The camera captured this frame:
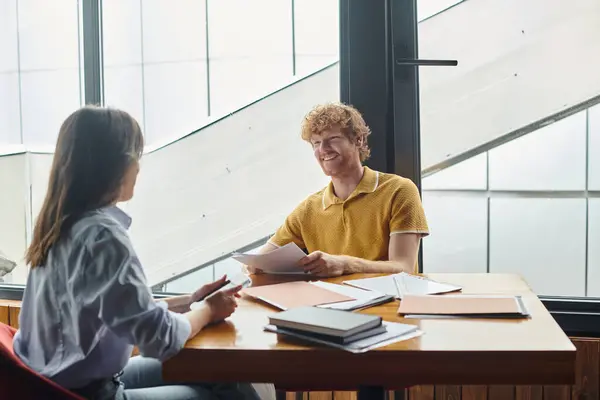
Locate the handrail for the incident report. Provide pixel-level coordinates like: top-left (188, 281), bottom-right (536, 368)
top-left (422, 93), bottom-right (600, 177)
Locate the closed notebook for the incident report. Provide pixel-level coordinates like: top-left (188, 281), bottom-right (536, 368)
top-left (277, 324), bottom-right (388, 345)
top-left (397, 294), bottom-right (529, 318)
top-left (269, 306), bottom-right (382, 337)
top-left (243, 281), bottom-right (354, 310)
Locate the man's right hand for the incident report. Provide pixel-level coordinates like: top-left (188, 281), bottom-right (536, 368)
top-left (243, 265), bottom-right (264, 274)
top-left (204, 285), bottom-right (242, 323)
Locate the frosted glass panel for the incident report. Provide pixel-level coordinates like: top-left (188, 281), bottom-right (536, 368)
top-left (142, 0), bottom-right (206, 64)
top-left (489, 112), bottom-right (587, 191)
top-left (208, 0), bottom-right (293, 116)
top-left (294, 0), bottom-right (339, 76)
top-left (422, 194), bottom-right (487, 273)
top-left (422, 153), bottom-right (487, 190)
top-left (0, 73), bottom-right (21, 145)
top-left (102, 0), bottom-right (142, 67)
top-left (143, 62), bottom-right (208, 145)
top-left (164, 266), bottom-right (214, 294)
top-left (587, 199), bottom-right (600, 297)
top-left (490, 198), bottom-right (586, 296)
top-left (589, 105), bottom-right (600, 190)
top-left (0, 0), bottom-right (18, 73)
top-left (20, 71), bottom-right (81, 146)
top-left (18, 0), bottom-right (79, 71)
top-left (103, 66), bottom-right (145, 132)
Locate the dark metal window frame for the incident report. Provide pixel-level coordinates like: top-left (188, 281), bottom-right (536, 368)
top-left (1, 0), bottom-right (599, 341)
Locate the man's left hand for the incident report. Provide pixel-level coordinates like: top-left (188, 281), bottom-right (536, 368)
top-left (299, 251), bottom-right (345, 277)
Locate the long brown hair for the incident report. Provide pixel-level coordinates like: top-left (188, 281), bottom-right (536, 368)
top-left (26, 106), bottom-right (144, 267)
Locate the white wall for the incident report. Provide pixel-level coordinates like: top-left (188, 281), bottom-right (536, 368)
top-left (419, 0), bottom-right (600, 169)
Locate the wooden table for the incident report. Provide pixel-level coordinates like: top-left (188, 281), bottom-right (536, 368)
top-left (162, 273), bottom-right (576, 399)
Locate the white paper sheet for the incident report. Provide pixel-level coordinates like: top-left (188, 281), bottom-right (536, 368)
top-left (311, 281), bottom-right (393, 311)
top-left (264, 321), bottom-right (422, 353)
top-left (231, 242), bottom-right (307, 274)
top-left (343, 272), bottom-right (462, 299)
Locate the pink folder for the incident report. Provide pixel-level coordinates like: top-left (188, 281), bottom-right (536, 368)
top-left (243, 281), bottom-right (354, 310)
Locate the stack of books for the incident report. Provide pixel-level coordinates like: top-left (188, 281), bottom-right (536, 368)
top-left (264, 306), bottom-right (419, 353)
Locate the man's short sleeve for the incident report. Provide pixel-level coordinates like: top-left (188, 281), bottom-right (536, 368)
top-left (269, 202), bottom-right (306, 249)
top-left (389, 178), bottom-right (429, 236)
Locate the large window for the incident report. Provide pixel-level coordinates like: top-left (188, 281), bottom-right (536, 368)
top-left (0, 0), bottom-right (339, 287)
top-left (418, 0), bottom-right (600, 301)
top-left (102, 0), bottom-right (339, 148)
top-left (0, 0), bottom-right (83, 284)
top-left (0, 0), bottom-right (83, 148)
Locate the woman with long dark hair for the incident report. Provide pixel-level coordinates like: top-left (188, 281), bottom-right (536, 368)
top-left (13, 106), bottom-right (260, 399)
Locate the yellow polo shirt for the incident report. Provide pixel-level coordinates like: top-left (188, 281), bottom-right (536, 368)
top-left (269, 166), bottom-right (429, 265)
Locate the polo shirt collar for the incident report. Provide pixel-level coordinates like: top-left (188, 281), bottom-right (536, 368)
top-left (322, 166), bottom-right (380, 210)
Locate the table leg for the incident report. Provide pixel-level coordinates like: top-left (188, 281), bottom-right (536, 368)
top-left (357, 386), bottom-right (387, 400)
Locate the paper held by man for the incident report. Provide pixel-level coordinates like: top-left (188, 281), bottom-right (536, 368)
top-left (231, 242), bottom-right (307, 274)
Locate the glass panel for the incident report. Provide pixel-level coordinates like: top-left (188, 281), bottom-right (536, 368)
top-left (207, 0), bottom-right (293, 117)
top-left (589, 104), bottom-right (600, 190)
top-left (141, 0), bottom-right (208, 143)
top-left (102, 0), bottom-right (208, 146)
top-left (102, 0), bottom-right (145, 131)
top-left (422, 153), bottom-right (487, 190)
top-left (18, 0), bottom-right (82, 146)
top-left (102, 0), bottom-right (142, 68)
top-left (588, 199), bottom-right (600, 297)
top-left (143, 62), bottom-right (208, 145)
top-left (103, 66), bottom-right (145, 133)
top-left (141, 0), bottom-right (206, 64)
top-left (488, 111), bottom-right (587, 191)
top-left (422, 194), bottom-right (488, 273)
top-left (20, 70), bottom-right (81, 146)
top-left (489, 198), bottom-right (586, 297)
top-left (18, 0), bottom-right (80, 71)
top-left (0, 1), bottom-right (20, 146)
top-left (293, 0), bottom-right (339, 76)
top-left (0, 73), bottom-right (21, 146)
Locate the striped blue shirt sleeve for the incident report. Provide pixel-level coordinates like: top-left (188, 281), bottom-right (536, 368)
top-left (78, 227), bottom-right (191, 361)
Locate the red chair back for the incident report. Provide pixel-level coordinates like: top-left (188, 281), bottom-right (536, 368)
top-left (0, 323), bottom-right (85, 399)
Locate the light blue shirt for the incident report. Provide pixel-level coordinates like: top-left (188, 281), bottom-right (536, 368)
top-left (13, 206), bottom-right (191, 389)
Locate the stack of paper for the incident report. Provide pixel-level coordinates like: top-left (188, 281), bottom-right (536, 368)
top-left (265, 321), bottom-right (421, 353)
top-left (264, 306), bottom-right (421, 353)
top-left (310, 281), bottom-right (394, 311)
top-left (344, 272), bottom-right (462, 299)
top-left (232, 242), bottom-right (307, 275)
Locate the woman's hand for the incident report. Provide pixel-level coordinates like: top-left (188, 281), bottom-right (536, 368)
top-left (204, 285), bottom-right (243, 323)
top-left (189, 275), bottom-right (231, 304)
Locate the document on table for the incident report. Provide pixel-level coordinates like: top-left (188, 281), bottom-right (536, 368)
top-left (311, 281), bottom-right (395, 311)
top-left (343, 272), bottom-right (462, 299)
top-left (264, 321), bottom-right (422, 353)
top-left (231, 242), bottom-right (307, 275)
